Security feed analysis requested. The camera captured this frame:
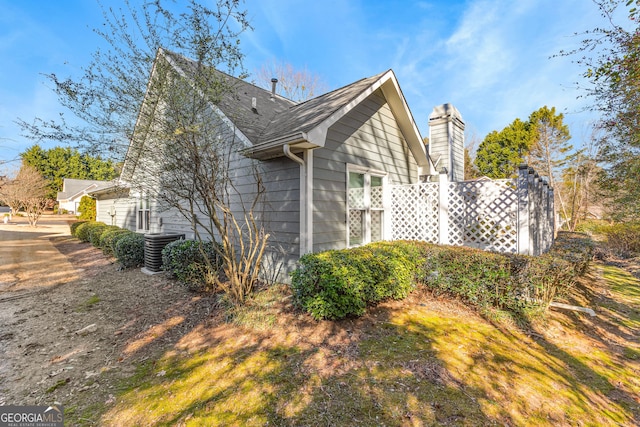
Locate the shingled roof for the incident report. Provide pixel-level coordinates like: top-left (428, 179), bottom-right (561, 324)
top-left (130, 49), bottom-right (429, 168)
top-left (162, 50), bottom-right (296, 145)
top-left (256, 71), bottom-right (389, 144)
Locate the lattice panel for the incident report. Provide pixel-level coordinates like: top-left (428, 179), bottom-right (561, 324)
top-left (448, 180), bottom-right (518, 253)
top-left (447, 183), bottom-right (465, 246)
top-left (391, 183), bottom-right (439, 242)
top-left (349, 209), bottom-right (364, 245)
top-left (371, 210), bottom-right (383, 242)
top-left (371, 186), bottom-right (383, 209)
top-left (348, 188), bottom-right (365, 209)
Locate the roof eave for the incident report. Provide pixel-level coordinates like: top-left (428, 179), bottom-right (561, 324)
top-left (243, 132), bottom-right (320, 160)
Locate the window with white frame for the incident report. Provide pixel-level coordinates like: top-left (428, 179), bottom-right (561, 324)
top-left (347, 166), bottom-right (386, 247)
top-left (137, 194), bottom-right (150, 232)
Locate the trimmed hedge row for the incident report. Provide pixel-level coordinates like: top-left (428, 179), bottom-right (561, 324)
top-left (68, 222), bottom-right (223, 283)
top-left (291, 237), bottom-right (593, 320)
top-left (290, 242), bottom-right (421, 320)
top-left (69, 221), bottom-right (145, 269)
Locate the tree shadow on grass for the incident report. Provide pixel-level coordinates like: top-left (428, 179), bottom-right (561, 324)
top-left (94, 268), bottom-right (638, 426)
top-left (499, 264), bottom-right (640, 426)
top-left (100, 296), bottom-right (507, 426)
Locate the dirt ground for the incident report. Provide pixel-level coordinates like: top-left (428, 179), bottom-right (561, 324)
top-left (0, 214), bottom-right (217, 413)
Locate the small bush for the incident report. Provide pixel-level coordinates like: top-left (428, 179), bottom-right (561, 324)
top-left (510, 253), bottom-right (576, 307)
top-left (109, 230), bottom-right (136, 257)
top-left (70, 221), bottom-right (89, 236)
top-left (74, 221), bottom-right (104, 242)
top-left (290, 242), bottom-right (420, 320)
top-left (417, 244), bottom-right (518, 311)
top-left (99, 227), bottom-right (131, 255)
top-left (598, 223), bottom-right (640, 258)
top-left (114, 232), bottom-right (145, 268)
top-left (88, 223), bottom-right (110, 247)
top-left (78, 195), bottom-right (96, 221)
top-left (162, 239), bottom-right (221, 290)
top-left (548, 231), bottom-right (594, 275)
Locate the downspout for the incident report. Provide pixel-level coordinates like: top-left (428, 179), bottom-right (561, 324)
top-left (283, 144), bottom-right (313, 255)
top-left (283, 143), bottom-right (304, 166)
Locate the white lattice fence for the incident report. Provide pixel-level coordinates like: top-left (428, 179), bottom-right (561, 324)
top-left (448, 180), bottom-right (518, 253)
top-left (390, 166), bottom-right (554, 255)
top-left (391, 182), bottom-right (439, 242)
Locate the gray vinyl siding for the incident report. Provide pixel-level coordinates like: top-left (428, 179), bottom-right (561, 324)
top-left (140, 149), bottom-right (301, 282)
top-left (95, 190), bottom-right (137, 230)
top-left (452, 125), bottom-right (465, 181)
top-left (312, 89), bottom-right (419, 252)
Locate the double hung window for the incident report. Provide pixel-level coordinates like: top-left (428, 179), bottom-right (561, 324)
top-left (347, 167), bottom-right (386, 247)
top-left (137, 194), bottom-right (150, 232)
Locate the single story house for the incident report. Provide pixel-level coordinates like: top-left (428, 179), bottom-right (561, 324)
top-left (57, 179), bottom-right (114, 214)
top-left (90, 48), bottom-right (465, 281)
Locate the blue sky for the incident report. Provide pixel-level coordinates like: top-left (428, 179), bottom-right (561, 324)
top-left (0, 0), bottom-right (611, 167)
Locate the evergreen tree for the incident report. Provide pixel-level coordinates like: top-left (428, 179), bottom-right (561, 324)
top-left (20, 145), bottom-right (117, 198)
top-left (474, 118), bottom-right (534, 179)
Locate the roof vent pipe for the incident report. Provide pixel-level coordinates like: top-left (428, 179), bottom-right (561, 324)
top-left (271, 78), bottom-right (278, 96)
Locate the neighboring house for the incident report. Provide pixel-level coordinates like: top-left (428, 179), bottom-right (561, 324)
top-left (57, 179), bottom-right (114, 214)
top-left (90, 48), bottom-right (464, 281)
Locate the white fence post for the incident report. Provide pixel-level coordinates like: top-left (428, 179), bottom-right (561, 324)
top-left (517, 165), bottom-right (531, 255)
top-left (438, 171), bottom-right (449, 245)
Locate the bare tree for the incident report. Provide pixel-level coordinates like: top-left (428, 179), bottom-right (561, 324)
top-left (561, 129), bottom-right (603, 230)
top-left (463, 130), bottom-right (481, 180)
top-left (18, 165), bottom-right (49, 226)
top-left (19, 1), bottom-right (270, 304)
top-left (125, 49), bottom-right (270, 305)
top-left (0, 167), bottom-right (22, 216)
top-left (254, 60), bottom-right (328, 102)
top-left (0, 164), bottom-right (49, 226)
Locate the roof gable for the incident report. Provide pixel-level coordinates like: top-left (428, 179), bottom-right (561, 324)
top-left (122, 49), bottom-right (432, 176)
top-left (246, 70), bottom-right (431, 170)
top-left (57, 178), bottom-right (113, 202)
top-left (257, 71), bottom-right (388, 144)
top-left (162, 50), bottom-right (296, 144)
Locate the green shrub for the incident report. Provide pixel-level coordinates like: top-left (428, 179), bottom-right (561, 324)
top-left (161, 239), bottom-right (221, 290)
top-left (114, 232), bottom-right (145, 268)
top-left (510, 253), bottom-right (576, 307)
top-left (109, 230), bottom-right (136, 257)
top-left (99, 227), bottom-right (131, 255)
top-left (70, 221), bottom-right (89, 236)
top-left (74, 221), bottom-right (103, 242)
top-left (291, 251), bottom-right (367, 320)
top-left (78, 195), bottom-right (96, 221)
top-left (548, 231), bottom-right (594, 275)
top-left (417, 244), bottom-right (518, 310)
top-left (599, 222), bottom-right (640, 258)
top-left (88, 223), bottom-right (110, 247)
top-left (290, 242), bottom-right (420, 320)
top-left (291, 235), bottom-right (593, 321)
